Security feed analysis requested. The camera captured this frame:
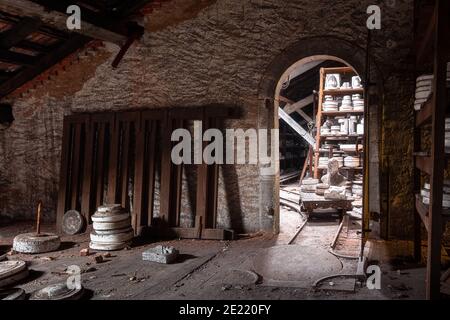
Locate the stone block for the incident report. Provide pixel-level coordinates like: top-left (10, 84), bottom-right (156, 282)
top-left (142, 245), bottom-right (179, 264)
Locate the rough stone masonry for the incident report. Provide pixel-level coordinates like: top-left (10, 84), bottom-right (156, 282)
top-left (0, 0), bottom-right (433, 244)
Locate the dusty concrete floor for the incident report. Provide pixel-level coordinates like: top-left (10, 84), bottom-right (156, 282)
top-left (0, 211), bottom-right (430, 300)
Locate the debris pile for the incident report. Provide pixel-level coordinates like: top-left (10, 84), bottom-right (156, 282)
top-left (90, 204), bottom-right (134, 251)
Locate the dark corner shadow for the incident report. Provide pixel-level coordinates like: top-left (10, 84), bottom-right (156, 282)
top-left (0, 244), bottom-right (11, 254)
top-left (217, 113), bottom-right (245, 235)
top-left (59, 241), bottom-right (77, 250)
top-left (222, 164), bottom-right (244, 234)
top-left (81, 288), bottom-right (94, 300)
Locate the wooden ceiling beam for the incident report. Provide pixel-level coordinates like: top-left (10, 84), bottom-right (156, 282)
top-left (0, 34), bottom-right (90, 97)
top-left (0, 49), bottom-right (38, 66)
top-left (0, 0), bottom-right (129, 45)
top-left (15, 40), bottom-right (56, 53)
top-left (0, 17), bottom-right (42, 49)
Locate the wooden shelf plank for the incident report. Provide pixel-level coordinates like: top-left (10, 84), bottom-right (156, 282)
top-left (322, 67), bottom-right (355, 75)
top-left (321, 134), bottom-right (364, 141)
top-left (323, 88), bottom-right (364, 96)
top-left (321, 110), bottom-right (364, 116)
top-left (318, 166), bottom-right (363, 170)
top-left (415, 98), bottom-right (433, 127)
top-left (415, 155), bottom-right (432, 175)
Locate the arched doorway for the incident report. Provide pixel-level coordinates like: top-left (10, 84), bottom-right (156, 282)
top-left (277, 56), bottom-right (365, 255)
top-left (257, 37), bottom-right (383, 252)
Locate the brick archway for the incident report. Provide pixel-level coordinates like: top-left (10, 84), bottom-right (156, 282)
top-left (256, 36), bottom-right (384, 238)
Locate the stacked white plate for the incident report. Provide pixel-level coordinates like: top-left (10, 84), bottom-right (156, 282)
top-left (414, 74), bottom-right (433, 110)
top-left (323, 101), bottom-right (338, 112)
top-left (352, 94), bottom-right (364, 111)
top-left (318, 157), bottom-right (329, 169)
top-left (321, 127), bottom-right (331, 135)
top-left (90, 204), bottom-right (134, 251)
top-left (340, 144), bottom-right (363, 152)
top-left (330, 125), bottom-right (341, 135)
top-left (421, 182), bottom-right (450, 208)
top-left (340, 95), bottom-right (353, 111)
top-left (344, 156), bottom-right (360, 167)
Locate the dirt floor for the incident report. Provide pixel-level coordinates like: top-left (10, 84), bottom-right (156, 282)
top-left (0, 207), bottom-right (433, 300)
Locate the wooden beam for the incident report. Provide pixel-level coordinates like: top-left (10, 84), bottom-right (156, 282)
top-left (0, 0), bottom-right (128, 45)
top-left (0, 17), bottom-right (42, 49)
top-left (416, 7), bottom-right (437, 65)
top-left (0, 34), bottom-right (89, 98)
top-left (80, 118), bottom-right (94, 222)
top-left (159, 114), bottom-right (173, 227)
top-left (16, 40), bottom-right (55, 54)
top-left (56, 118), bottom-right (71, 233)
top-left (0, 49), bottom-right (38, 66)
top-left (296, 108), bottom-right (313, 123)
top-left (426, 0), bottom-right (448, 300)
top-left (133, 118), bottom-right (146, 235)
top-left (278, 107), bottom-right (315, 146)
top-left (283, 95), bottom-right (314, 115)
top-left (314, 68), bottom-right (325, 179)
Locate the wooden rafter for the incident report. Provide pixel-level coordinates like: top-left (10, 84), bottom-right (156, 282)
top-left (0, 0), bottom-right (133, 45)
top-left (0, 0), bottom-right (152, 98)
top-left (0, 17), bottom-right (42, 49)
top-left (0, 34), bottom-right (90, 97)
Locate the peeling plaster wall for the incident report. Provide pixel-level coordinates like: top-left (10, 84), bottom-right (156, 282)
top-left (0, 0), bottom-right (420, 238)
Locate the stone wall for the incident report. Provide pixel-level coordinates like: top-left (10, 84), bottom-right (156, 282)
top-left (0, 0), bottom-right (417, 237)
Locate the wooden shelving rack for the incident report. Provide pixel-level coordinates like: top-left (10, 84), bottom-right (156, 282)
top-left (313, 67), bottom-right (364, 179)
top-left (413, 0), bottom-right (450, 300)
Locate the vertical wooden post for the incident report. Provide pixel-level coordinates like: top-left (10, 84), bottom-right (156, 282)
top-left (106, 116), bottom-right (119, 204)
top-left (133, 114), bottom-right (146, 235)
top-left (146, 120), bottom-right (158, 227)
top-left (195, 116), bottom-right (209, 237)
top-left (426, 0), bottom-right (447, 300)
top-left (70, 124), bottom-right (82, 209)
top-left (171, 119), bottom-right (184, 227)
top-left (36, 200), bottom-right (42, 235)
top-left (95, 123), bottom-right (106, 209)
top-left (314, 68), bottom-right (325, 179)
top-left (120, 121), bottom-right (131, 209)
top-left (56, 118), bottom-right (71, 233)
top-left (206, 117), bottom-right (220, 229)
top-left (81, 116), bottom-right (94, 222)
top-left (159, 112), bottom-right (172, 227)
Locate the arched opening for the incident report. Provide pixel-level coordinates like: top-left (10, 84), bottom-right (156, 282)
top-left (276, 55), bottom-right (365, 256)
top-left (257, 37), bottom-right (383, 254)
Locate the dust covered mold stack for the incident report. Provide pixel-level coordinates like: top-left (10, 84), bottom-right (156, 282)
top-left (89, 204), bottom-right (134, 251)
top-left (0, 260), bottom-right (29, 288)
